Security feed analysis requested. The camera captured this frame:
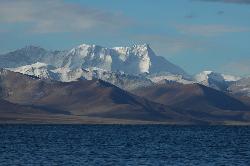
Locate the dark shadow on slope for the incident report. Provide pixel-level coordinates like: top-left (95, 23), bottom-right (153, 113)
top-left (27, 104), bottom-right (71, 115)
top-left (198, 84), bottom-right (250, 111)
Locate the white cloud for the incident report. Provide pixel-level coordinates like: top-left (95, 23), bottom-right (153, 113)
top-left (0, 0), bottom-right (130, 33)
top-left (175, 24), bottom-right (250, 37)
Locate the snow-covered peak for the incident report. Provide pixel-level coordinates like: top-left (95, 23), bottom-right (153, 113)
top-left (113, 43), bottom-right (149, 48)
top-left (195, 71), bottom-right (227, 85)
top-left (62, 43), bottom-right (188, 76)
top-left (195, 71), bottom-right (213, 85)
top-left (0, 43), bottom-right (189, 77)
top-left (113, 43), bottom-right (150, 53)
top-left (112, 43), bottom-right (151, 58)
top-left (195, 71), bottom-right (241, 84)
top-left (72, 43), bottom-right (105, 52)
top-left (9, 62), bottom-right (54, 70)
top-left (221, 74), bottom-right (241, 82)
top-left (8, 62), bottom-right (153, 91)
top-left (25, 62), bottom-right (48, 68)
top-left (8, 62), bottom-right (57, 79)
top-left (77, 43), bottom-right (94, 48)
top-left (147, 72), bottom-right (194, 85)
top-left (194, 71), bottom-right (241, 91)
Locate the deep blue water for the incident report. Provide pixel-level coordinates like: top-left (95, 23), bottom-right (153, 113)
top-left (0, 125), bottom-right (250, 165)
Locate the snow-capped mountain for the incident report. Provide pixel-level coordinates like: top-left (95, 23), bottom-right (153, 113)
top-left (194, 71), bottom-right (250, 97)
top-left (1, 43), bottom-right (250, 97)
top-left (8, 62), bottom-right (194, 90)
top-left (146, 72), bottom-right (194, 85)
top-left (80, 68), bottom-right (153, 90)
top-left (8, 62), bottom-right (59, 80)
top-left (0, 43), bottom-right (191, 90)
top-left (228, 77), bottom-right (250, 97)
top-left (194, 71), bottom-right (241, 91)
top-left (8, 63), bottom-right (153, 91)
top-left (0, 46), bottom-right (67, 68)
top-left (0, 44), bottom-right (189, 77)
top-left (222, 74), bottom-right (241, 82)
top-left (65, 67), bottom-right (154, 91)
top-left (61, 43), bottom-right (189, 76)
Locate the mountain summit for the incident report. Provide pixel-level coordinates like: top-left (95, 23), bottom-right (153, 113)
top-left (0, 44), bottom-right (250, 124)
top-left (62, 43), bottom-right (188, 76)
top-left (1, 44), bottom-right (249, 96)
top-left (0, 44), bottom-right (188, 77)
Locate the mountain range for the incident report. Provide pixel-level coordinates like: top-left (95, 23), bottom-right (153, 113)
top-left (0, 43), bottom-right (250, 124)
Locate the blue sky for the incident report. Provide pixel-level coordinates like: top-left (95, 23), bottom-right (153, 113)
top-left (0, 0), bottom-right (250, 76)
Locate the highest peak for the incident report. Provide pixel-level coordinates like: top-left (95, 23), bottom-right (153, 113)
top-left (77, 43), bottom-right (93, 48)
top-left (28, 62), bottom-right (49, 67)
top-left (74, 43), bottom-right (152, 51)
top-left (76, 43), bottom-right (104, 49)
top-left (132, 43), bottom-right (150, 48)
top-left (131, 44), bottom-right (152, 52)
top-left (201, 70), bottom-right (213, 75)
top-left (113, 43), bottom-right (151, 49)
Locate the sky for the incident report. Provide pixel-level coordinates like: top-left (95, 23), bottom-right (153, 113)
top-left (0, 0), bottom-right (250, 76)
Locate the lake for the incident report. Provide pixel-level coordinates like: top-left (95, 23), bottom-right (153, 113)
top-left (0, 125), bottom-right (249, 165)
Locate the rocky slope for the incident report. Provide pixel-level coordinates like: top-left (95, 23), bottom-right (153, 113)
top-left (1, 44), bottom-right (192, 91)
top-left (0, 69), bottom-right (198, 124)
top-left (133, 82), bottom-right (250, 123)
top-left (1, 43), bottom-right (250, 124)
top-left (228, 77), bottom-right (250, 97)
top-left (195, 71), bottom-right (250, 97)
top-left (0, 69), bottom-right (250, 124)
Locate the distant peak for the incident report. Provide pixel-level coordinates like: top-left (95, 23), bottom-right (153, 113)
top-left (11, 45), bottom-right (47, 54)
top-left (77, 43), bottom-right (92, 48)
top-left (31, 62), bottom-right (48, 67)
top-left (77, 43), bottom-right (103, 49)
top-left (74, 43), bottom-right (153, 52)
top-left (137, 43), bottom-right (150, 47)
top-left (23, 45), bottom-right (45, 50)
top-left (132, 43), bottom-right (150, 49)
top-left (202, 71), bottom-right (213, 74)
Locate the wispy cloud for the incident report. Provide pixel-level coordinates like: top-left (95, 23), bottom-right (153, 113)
top-left (175, 24), bottom-right (250, 37)
top-left (0, 0), bottom-right (130, 33)
top-left (196, 0), bottom-right (250, 4)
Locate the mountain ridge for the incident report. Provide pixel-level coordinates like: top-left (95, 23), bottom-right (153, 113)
top-left (1, 44), bottom-right (249, 97)
top-left (1, 68), bottom-right (250, 124)
top-left (0, 68), bottom-right (204, 124)
top-left (0, 43), bottom-right (250, 124)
